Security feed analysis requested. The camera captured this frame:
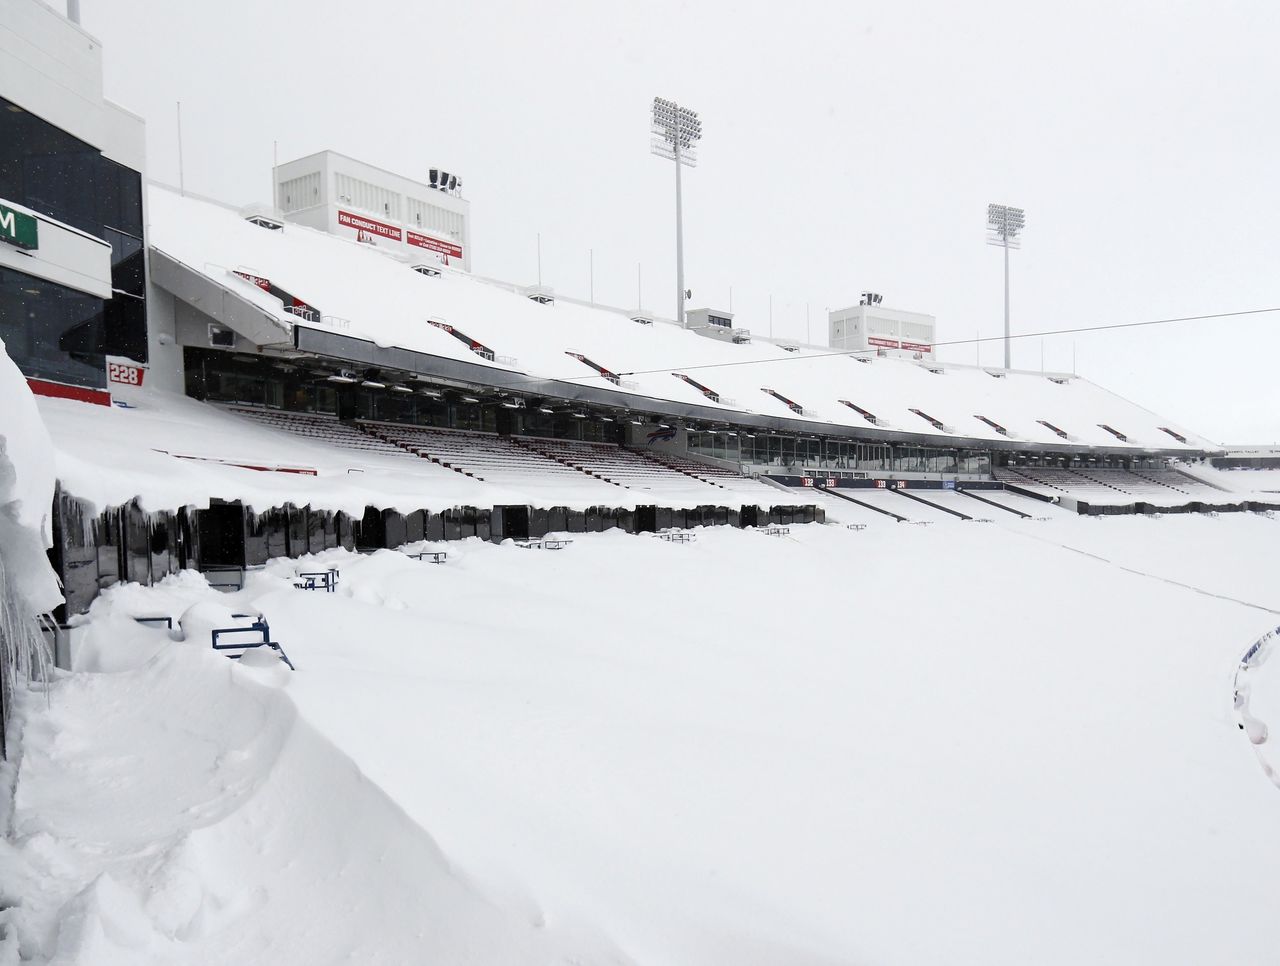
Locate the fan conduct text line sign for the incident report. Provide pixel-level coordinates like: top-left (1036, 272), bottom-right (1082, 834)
top-left (0, 202), bottom-right (38, 250)
top-left (337, 210), bottom-right (401, 241)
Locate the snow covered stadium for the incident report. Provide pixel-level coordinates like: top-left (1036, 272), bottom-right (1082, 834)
top-left (3, 2), bottom-right (1280, 964)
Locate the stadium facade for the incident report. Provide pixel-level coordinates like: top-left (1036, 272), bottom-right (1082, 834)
top-left (3, 0), bottom-right (1271, 624)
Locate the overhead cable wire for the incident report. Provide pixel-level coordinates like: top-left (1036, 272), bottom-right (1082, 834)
top-left (608, 306), bottom-right (1280, 379)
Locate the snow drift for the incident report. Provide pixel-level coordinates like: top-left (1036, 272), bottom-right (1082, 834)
top-left (1, 597), bottom-right (626, 964)
top-left (8, 515), bottom-right (1280, 964)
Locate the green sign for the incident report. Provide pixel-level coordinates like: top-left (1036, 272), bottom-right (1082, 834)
top-left (0, 202), bottom-right (38, 251)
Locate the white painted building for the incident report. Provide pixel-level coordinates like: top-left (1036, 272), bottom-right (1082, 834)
top-left (684, 306), bottom-right (748, 344)
top-left (274, 151), bottom-right (471, 271)
top-left (828, 294), bottom-right (936, 361)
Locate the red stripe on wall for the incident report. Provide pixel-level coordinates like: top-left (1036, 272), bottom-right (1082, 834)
top-left (27, 378), bottom-right (112, 407)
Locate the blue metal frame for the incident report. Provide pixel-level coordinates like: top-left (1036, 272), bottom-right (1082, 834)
top-left (211, 616), bottom-right (295, 670)
top-left (295, 568), bottom-right (340, 592)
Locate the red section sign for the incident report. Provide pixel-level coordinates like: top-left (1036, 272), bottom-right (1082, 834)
top-left (337, 209), bottom-right (402, 241)
top-left (233, 270), bottom-right (270, 290)
top-left (868, 337), bottom-right (901, 349)
top-left (407, 230), bottom-right (463, 259)
top-left (901, 341), bottom-right (932, 352)
top-left (107, 360), bottom-right (145, 387)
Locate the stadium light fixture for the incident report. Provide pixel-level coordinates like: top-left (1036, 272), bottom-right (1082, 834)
top-left (651, 96), bottom-right (702, 328)
top-left (360, 379), bottom-right (386, 389)
top-left (986, 203), bottom-right (1026, 370)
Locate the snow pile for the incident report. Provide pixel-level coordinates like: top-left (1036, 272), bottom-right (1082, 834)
top-left (8, 518), bottom-right (1280, 963)
top-left (1, 578), bottom-right (626, 964)
top-left (0, 335), bottom-right (62, 772)
top-left (0, 336), bottom-right (61, 614)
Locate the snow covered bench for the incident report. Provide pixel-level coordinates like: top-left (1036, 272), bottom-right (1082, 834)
top-left (210, 614), bottom-right (295, 670)
top-left (295, 568), bottom-right (340, 592)
top-left (653, 531), bottom-right (696, 543)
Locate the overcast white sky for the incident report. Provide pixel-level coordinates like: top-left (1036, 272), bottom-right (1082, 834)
top-left (82, 0), bottom-right (1280, 444)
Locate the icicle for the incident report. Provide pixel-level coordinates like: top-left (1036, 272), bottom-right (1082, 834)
top-left (0, 549), bottom-right (54, 758)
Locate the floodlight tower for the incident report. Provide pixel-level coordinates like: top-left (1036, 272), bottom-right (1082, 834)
top-left (986, 203), bottom-right (1026, 369)
top-left (651, 96), bottom-right (702, 327)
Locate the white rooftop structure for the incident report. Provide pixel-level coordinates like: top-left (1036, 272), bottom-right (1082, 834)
top-left (274, 150), bottom-right (471, 271)
top-left (829, 294), bottom-right (936, 361)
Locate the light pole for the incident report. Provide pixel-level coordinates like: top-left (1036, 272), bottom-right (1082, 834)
top-left (986, 203), bottom-right (1026, 369)
top-left (651, 96), bottom-right (702, 327)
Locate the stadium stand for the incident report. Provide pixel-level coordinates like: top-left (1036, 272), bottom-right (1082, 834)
top-left (514, 437), bottom-right (724, 494)
top-left (995, 465), bottom-right (1227, 503)
top-left (360, 422), bottom-right (597, 485)
top-left (642, 450), bottom-right (750, 484)
top-left (224, 407), bottom-right (415, 460)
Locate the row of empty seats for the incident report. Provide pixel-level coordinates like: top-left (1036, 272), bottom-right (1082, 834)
top-left (225, 407), bottom-right (415, 459)
top-left (220, 407), bottom-right (773, 497)
top-left (995, 466), bottom-right (1223, 501)
top-left (643, 450), bottom-right (744, 484)
top-left (360, 422), bottom-right (596, 485)
top-left (514, 437), bottom-right (717, 493)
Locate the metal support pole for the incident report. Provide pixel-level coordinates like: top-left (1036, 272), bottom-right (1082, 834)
top-left (1003, 239), bottom-right (1011, 369)
top-left (176, 101), bottom-right (185, 197)
top-left (674, 139), bottom-right (685, 327)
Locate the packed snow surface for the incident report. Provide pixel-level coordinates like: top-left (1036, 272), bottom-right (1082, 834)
top-left (7, 515), bottom-right (1280, 964)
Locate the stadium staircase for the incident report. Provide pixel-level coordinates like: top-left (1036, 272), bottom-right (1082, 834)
top-left (993, 465), bottom-right (1238, 510)
top-left (513, 437), bottom-right (719, 493)
top-left (358, 422), bottom-right (598, 485)
top-left (225, 407), bottom-right (418, 459)
top-left (809, 485), bottom-right (909, 522)
top-left (1130, 468), bottom-right (1226, 497)
top-left (892, 488), bottom-right (972, 520)
top-left (635, 450), bottom-right (787, 500)
top-left (957, 488), bottom-right (1032, 519)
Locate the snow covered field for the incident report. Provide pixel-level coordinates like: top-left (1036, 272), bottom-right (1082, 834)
top-left (6, 514), bottom-right (1280, 965)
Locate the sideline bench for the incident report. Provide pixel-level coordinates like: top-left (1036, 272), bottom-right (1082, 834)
top-left (653, 531), bottom-right (696, 543)
top-left (409, 550), bottom-right (447, 564)
top-left (514, 538), bottom-right (574, 550)
top-left (294, 568), bottom-right (340, 592)
top-left (211, 614), bottom-right (295, 670)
